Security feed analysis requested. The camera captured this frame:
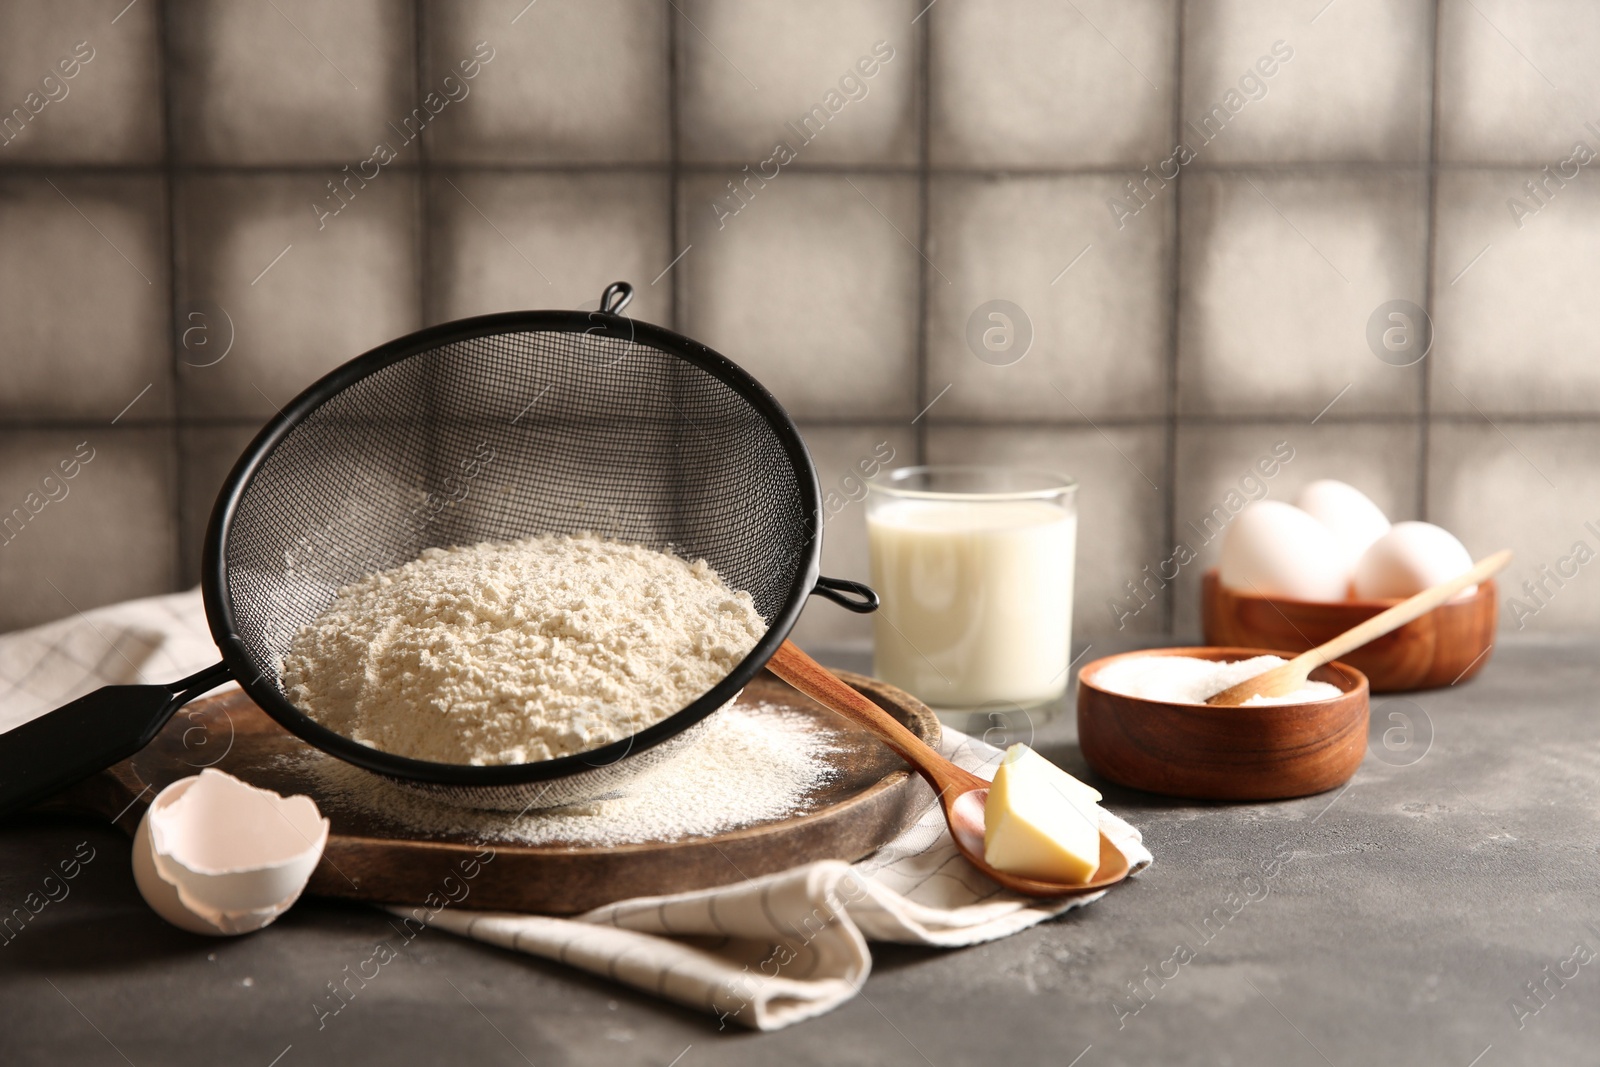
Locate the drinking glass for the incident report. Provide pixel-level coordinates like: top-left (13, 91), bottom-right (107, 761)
top-left (865, 466), bottom-right (1078, 715)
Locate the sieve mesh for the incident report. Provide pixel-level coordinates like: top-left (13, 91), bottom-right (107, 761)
top-left (208, 306), bottom-right (821, 809)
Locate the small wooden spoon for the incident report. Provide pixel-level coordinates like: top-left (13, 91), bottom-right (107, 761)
top-left (1206, 549), bottom-right (1511, 707)
top-left (767, 640), bottom-right (1130, 898)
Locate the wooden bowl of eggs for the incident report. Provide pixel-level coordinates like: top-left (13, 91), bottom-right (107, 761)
top-left (1077, 647), bottom-right (1369, 801)
top-left (1202, 481), bottom-right (1498, 693)
top-left (1202, 572), bottom-right (1496, 692)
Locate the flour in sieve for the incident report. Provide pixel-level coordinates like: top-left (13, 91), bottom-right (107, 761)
top-left (290, 702), bottom-right (840, 846)
top-left (280, 534), bottom-right (768, 765)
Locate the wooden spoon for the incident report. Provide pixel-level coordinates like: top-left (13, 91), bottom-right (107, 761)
top-left (1205, 549), bottom-right (1511, 707)
top-left (766, 640), bottom-right (1130, 898)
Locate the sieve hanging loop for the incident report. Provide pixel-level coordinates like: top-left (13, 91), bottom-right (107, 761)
top-left (811, 576), bottom-right (879, 614)
top-left (598, 281), bottom-right (633, 316)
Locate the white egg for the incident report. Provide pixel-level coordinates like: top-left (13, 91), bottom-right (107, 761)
top-left (1219, 500), bottom-right (1350, 602)
top-left (1353, 521), bottom-right (1476, 600)
top-left (132, 769), bottom-right (329, 936)
top-left (1295, 479), bottom-right (1391, 574)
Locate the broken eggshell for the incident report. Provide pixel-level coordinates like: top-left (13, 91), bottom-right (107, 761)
top-left (132, 768), bottom-right (330, 936)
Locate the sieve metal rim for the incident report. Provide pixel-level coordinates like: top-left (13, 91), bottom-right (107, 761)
top-left (199, 306), bottom-right (834, 790)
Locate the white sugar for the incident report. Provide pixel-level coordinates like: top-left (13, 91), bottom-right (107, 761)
top-left (1093, 654), bottom-right (1342, 706)
top-left (290, 701), bottom-right (840, 847)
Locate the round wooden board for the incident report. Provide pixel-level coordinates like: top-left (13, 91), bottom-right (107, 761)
top-left (48, 669), bottom-right (940, 915)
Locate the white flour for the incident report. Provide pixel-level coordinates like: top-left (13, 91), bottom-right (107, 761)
top-left (1093, 654), bottom-right (1342, 706)
top-left (281, 534), bottom-right (767, 765)
top-left (294, 702), bottom-right (839, 846)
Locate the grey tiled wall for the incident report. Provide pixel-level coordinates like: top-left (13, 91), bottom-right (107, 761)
top-left (2, 0), bottom-right (1598, 647)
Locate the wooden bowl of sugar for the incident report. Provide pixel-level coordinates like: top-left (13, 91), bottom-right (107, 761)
top-left (1076, 647), bottom-right (1369, 801)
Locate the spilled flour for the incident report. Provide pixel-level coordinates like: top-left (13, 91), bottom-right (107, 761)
top-left (291, 702), bottom-right (840, 847)
top-left (281, 534), bottom-right (768, 766)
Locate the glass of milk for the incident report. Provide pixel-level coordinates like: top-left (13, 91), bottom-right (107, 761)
top-left (866, 466), bottom-right (1077, 713)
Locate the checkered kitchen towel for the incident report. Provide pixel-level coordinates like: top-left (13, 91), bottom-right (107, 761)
top-left (0, 589), bottom-right (1151, 1031)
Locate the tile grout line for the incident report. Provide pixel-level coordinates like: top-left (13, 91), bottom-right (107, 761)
top-left (414, 0), bottom-right (431, 325)
top-left (1418, 0), bottom-right (1444, 522)
top-left (663, 0), bottom-right (690, 549)
top-left (157, 0), bottom-right (186, 587)
top-left (913, 0), bottom-right (933, 465)
top-left (667, 0), bottom-right (682, 332)
top-left (0, 159), bottom-right (1561, 178)
top-left (27, 410), bottom-right (1577, 432)
top-left (1161, 0), bottom-right (1187, 635)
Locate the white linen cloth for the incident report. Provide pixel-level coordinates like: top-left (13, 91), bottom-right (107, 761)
top-left (0, 589), bottom-right (1152, 1031)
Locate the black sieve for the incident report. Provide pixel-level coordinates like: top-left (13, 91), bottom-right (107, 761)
top-left (0, 282), bottom-right (877, 816)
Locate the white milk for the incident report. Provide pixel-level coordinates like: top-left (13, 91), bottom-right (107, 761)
top-left (868, 498), bottom-right (1076, 709)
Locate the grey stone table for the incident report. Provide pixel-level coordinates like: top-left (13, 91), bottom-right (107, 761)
top-left (2, 639), bottom-right (1597, 1066)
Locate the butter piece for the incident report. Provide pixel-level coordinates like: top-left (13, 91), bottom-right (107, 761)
top-left (1007, 744), bottom-right (1102, 805)
top-left (983, 744), bottom-right (1101, 884)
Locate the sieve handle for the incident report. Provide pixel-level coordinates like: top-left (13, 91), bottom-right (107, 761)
top-left (811, 575), bottom-right (879, 613)
top-left (0, 662), bottom-right (231, 819)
